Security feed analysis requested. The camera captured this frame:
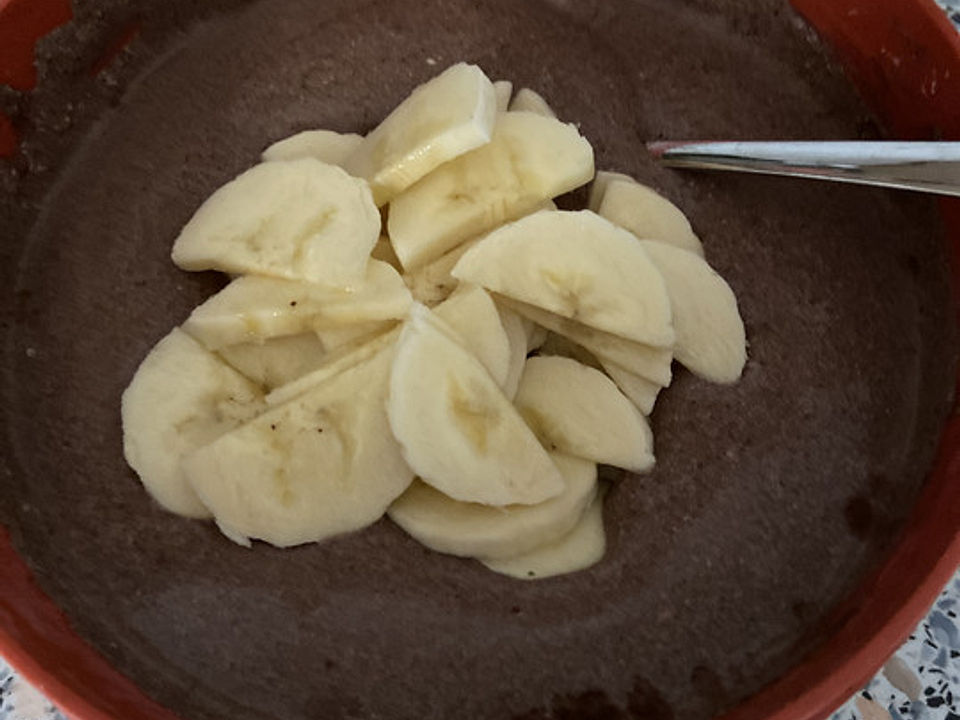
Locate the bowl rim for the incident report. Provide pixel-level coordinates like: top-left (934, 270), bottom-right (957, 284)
top-left (1, 0), bottom-right (959, 719)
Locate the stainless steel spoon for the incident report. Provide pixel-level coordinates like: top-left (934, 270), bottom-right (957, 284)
top-left (646, 141), bottom-right (960, 197)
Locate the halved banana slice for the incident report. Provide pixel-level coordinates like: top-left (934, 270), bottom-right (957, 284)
top-left (498, 296), bottom-right (672, 386)
top-left (261, 130), bottom-right (363, 165)
top-left (343, 63), bottom-right (497, 205)
top-left (588, 170), bottom-right (635, 212)
top-left (453, 210), bottom-right (674, 347)
top-left (389, 453), bottom-right (596, 559)
top-left (121, 328), bottom-right (264, 518)
top-left (515, 355), bottom-right (654, 472)
top-left (640, 241), bottom-right (746, 384)
top-left (388, 113), bottom-right (594, 271)
top-left (498, 307), bottom-right (528, 400)
top-left (182, 260), bottom-right (410, 350)
top-left (171, 158), bottom-right (380, 288)
top-left (508, 87), bottom-right (556, 118)
top-left (434, 284), bottom-right (512, 387)
top-left (493, 80), bottom-right (513, 112)
top-left (266, 328), bottom-right (400, 407)
top-left (183, 346), bottom-right (413, 547)
top-left (599, 360), bottom-right (661, 416)
top-left (388, 304), bottom-right (564, 506)
top-left (598, 178), bottom-right (704, 257)
top-left (481, 486), bottom-right (606, 580)
top-left (218, 333), bottom-right (327, 390)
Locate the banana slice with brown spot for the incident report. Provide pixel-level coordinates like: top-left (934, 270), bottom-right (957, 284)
top-left (183, 346), bottom-right (412, 547)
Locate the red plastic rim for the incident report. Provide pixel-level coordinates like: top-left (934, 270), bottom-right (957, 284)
top-left (0, 0), bottom-right (70, 91)
top-left (1, 1), bottom-right (960, 719)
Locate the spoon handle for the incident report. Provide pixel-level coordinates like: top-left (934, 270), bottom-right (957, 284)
top-left (646, 141), bottom-right (960, 197)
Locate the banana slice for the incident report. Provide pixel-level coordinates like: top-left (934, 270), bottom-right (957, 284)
top-left (261, 130), bottom-right (363, 165)
top-left (218, 333), bottom-right (327, 390)
top-left (493, 80), bottom-right (513, 112)
top-left (598, 178), bottom-right (705, 257)
top-left (514, 355), bottom-right (654, 472)
top-left (121, 328), bottom-right (264, 518)
top-left (388, 304), bottom-right (564, 506)
top-left (182, 260), bottom-right (410, 350)
top-left (481, 486), bottom-right (606, 580)
top-left (599, 360), bottom-right (661, 416)
top-left (641, 241), bottom-right (747, 383)
top-left (498, 307), bottom-right (528, 400)
top-left (588, 170), bottom-right (635, 212)
top-left (171, 158), bottom-right (380, 288)
top-left (343, 63), bottom-right (497, 206)
top-left (183, 346), bottom-right (413, 547)
top-left (498, 296), bottom-right (672, 386)
top-left (388, 113), bottom-right (594, 271)
top-left (388, 453), bottom-right (596, 559)
top-left (434, 284), bottom-right (512, 387)
top-left (266, 328), bottom-right (400, 407)
top-left (508, 87), bottom-right (556, 118)
top-left (453, 210), bottom-right (674, 347)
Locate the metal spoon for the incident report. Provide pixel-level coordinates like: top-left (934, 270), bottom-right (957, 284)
top-left (646, 141), bottom-right (960, 197)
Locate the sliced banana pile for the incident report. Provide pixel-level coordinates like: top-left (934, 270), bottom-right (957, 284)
top-left (121, 62), bottom-right (747, 580)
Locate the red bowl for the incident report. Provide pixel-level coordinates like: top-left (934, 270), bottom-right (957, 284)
top-left (1, 0), bottom-right (959, 719)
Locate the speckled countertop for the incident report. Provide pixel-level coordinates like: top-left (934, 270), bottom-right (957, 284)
top-left (2, 3), bottom-right (960, 719)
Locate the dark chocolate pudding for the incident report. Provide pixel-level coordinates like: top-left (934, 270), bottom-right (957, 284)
top-left (0, 1), bottom-right (955, 719)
